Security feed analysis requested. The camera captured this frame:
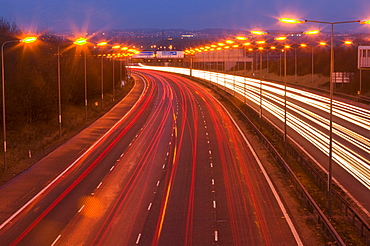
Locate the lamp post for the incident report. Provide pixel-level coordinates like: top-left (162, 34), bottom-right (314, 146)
top-left (97, 41), bottom-right (107, 108)
top-left (74, 38), bottom-right (88, 120)
top-left (112, 56), bottom-right (115, 101)
top-left (267, 46), bottom-right (277, 75)
top-left (280, 17), bottom-right (369, 218)
top-left (57, 44), bottom-right (62, 138)
top-left (1, 36), bottom-right (37, 170)
top-left (283, 45), bottom-right (291, 143)
top-left (112, 45), bottom-right (121, 101)
top-left (296, 43), bottom-right (310, 83)
top-left (258, 46), bottom-right (264, 119)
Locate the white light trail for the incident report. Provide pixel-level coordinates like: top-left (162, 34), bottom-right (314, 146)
top-left (136, 65), bottom-right (370, 190)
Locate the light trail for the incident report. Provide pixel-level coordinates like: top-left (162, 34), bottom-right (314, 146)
top-left (137, 65), bottom-right (370, 190)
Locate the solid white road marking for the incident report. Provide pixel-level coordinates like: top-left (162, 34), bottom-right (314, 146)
top-left (136, 233), bottom-right (142, 244)
top-left (78, 205), bottom-right (85, 213)
top-left (51, 235), bottom-right (62, 246)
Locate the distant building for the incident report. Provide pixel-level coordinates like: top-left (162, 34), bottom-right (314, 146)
top-left (181, 34), bottom-right (194, 39)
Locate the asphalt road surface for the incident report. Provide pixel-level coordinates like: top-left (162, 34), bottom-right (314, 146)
top-left (0, 69), bottom-right (304, 245)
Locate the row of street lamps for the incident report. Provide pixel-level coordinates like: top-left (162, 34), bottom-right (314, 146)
top-left (1, 36), bottom-right (139, 170)
top-left (186, 32), bottom-right (321, 136)
top-left (185, 17), bottom-right (369, 218)
top-left (280, 17), bottom-right (370, 218)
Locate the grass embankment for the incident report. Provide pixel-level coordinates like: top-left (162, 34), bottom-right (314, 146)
top-left (0, 81), bottom-right (134, 185)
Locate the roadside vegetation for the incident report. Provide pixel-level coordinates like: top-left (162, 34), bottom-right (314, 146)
top-left (0, 18), bottom-right (133, 183)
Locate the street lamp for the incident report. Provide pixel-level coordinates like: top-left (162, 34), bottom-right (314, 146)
top-left (112, 45), bottom-right (122, 101)
top-left (342, 40), bottom-right (363, 95)
top-left (267, 46), bottom-right (277, 74)
top-left (296, 43), bottom-right (313, 83)
top-left (112, 55), bottom-right (115, 101)
top-left (57, 44), bottom-right (62, 139)
top-left (74, 38), bottom-right (88, 120)
top-left (1, 36), bottom-right (37, 170)
top-left (97, 41), bottom-right (108, 108)
top-left (280, 17), bottom-right (370, 218)
top-left (251, 31), bottom-right (268, 35)
top-left (283, 45), bottom-right (291, 144)
top-left (258, 46), bottom-right (264, 120)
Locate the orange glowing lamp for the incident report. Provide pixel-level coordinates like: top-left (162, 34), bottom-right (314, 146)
top-left (74, 38), bottom-right (87, 46)
top-left (97, 41), bottom-right (108, 46)
top-left (21, 36), bottom-right (37, 43)
top-left (279, 18), bottom-right (305, 24)
top-left (236, 36), bottom-right (247, 40)
top-left (360, 20), bottom-right (370, 24)
top-left (274, 36), bottom-right (287, 41)
top-left (304, 30), bottom-right (320, 35)
top-left (251, 30), bottom-right (268, 35)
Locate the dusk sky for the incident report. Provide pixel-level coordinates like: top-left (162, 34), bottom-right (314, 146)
top-left (1, 0), bottom-right (370, 33)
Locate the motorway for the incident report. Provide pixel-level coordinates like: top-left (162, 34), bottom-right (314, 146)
top-left (137, 66), bottom-right (370, 216)
top-left (0, 70), bottom-right (303, 245)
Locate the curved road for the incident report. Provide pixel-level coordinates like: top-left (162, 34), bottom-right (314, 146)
top-left (0, 70), bottom-right (303, 245)
top-left (137, 66), bottom-right (370, 215)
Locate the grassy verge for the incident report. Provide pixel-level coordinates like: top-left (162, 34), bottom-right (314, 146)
top-left (0, 80), bottom-right (134, 184)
